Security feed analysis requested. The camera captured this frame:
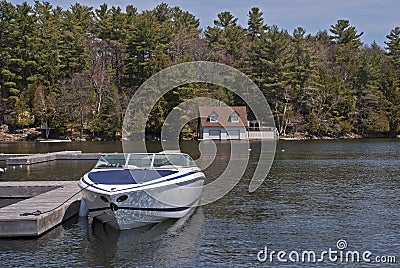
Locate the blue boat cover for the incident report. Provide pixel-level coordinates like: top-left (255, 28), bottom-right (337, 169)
top-left (88, 169), bottom-right (178, 185)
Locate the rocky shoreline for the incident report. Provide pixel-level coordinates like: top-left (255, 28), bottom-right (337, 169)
top-left (2, 124), bottom-right (396, 142)
top-left (0, 125), bottom-right (42, 142)
top-left (0, 125), bottom-right (114, 142)
top-left (278, 132), bottom-right (364, 140)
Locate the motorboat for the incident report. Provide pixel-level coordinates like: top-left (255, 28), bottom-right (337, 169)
top-left (78, 151), bottom-right (205, 230)
top-left (38, 138), bottom-right (72, 143)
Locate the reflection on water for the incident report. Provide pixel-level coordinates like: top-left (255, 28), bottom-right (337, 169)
top-left (0, 207), bottom-right (204, 267)
top-left (0, 160), bottom-right (96, 181)
top-left (83, 207), bottom-right (204, 267)
top-left (0, 140), bottom-right (399, 266)
top-left (0, 141), bottom-right (122, 181)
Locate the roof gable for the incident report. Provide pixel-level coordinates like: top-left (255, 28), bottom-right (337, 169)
top-left (199, 106), bottom-right (247, 128)
top-left (207, 111), bottom-right (218, 122)
top-left (229, 112), bottom-right (239, 122)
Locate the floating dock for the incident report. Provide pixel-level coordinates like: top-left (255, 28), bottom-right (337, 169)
top-left (0, 181), bottom-right (81, 237)
top-left (0, 151), bottom-right (102, 165)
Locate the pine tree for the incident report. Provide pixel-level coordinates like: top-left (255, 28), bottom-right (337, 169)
top-left (59, 3), bottom-right (93, 76)
top-left (291, 27), bottom-right (322, 134)
top-left (94, 4), bottom-right (113, 40)
top-left (4, 2), bottom-right (38, 104)
top-left (124, 10), bottom-right (161, 89)
top-left (291, 27), bottom-right (319, 90)
top-left (205, 11), bottom-right (246, 65)
top-left (213, 11), bottom-right (238, 29)
top-left (383, 27), bottom-right (400, 136)
top-left (169, 7), bottom-right (201, 62)
top-left (385, 27), bottom-right (400, 69)
top-left (243, 7), bottom-right (268, 90)
top-left (33, 2), bottom-right (63, 87)
top-left (0, 0), bottom-right (18, 102)
top-left (247, 7), bottom-right (267, 38)
top-left (329, 20), bottom-right (364, 135)
top-left (381, 62), bottom-right (400, 136)
top-left (330, 19), bottom-right (363, 48)
top-left (260, 25), bottom-right (295, 135)
top-left (355, 44), bottom-right (388, 135)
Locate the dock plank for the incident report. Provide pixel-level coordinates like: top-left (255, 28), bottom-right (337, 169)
top-left (3, 151), bottom-right (108, 165)
top-left (0, 181), bottom-right (82, 237)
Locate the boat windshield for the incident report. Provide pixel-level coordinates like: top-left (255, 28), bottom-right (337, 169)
top-left (94, 153), bottom-right (197, 169)
top-left (126, 154), bottom-right (153, 169)
top-left (153, 153), bottom-right (197, 168)
top-left (95, 154), bottom-right (126, 168)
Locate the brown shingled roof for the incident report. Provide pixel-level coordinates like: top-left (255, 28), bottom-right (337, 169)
top-left (199, 106), bottom-right (248, 128)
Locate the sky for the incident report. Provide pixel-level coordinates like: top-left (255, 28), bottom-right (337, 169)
top-left (9, 0), bottom-right (400, 47)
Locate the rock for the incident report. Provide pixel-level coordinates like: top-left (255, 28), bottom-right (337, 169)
top-left (0, 126), bottom-right (41, 142)
top-left (0, 125), bottom-right (9, 132)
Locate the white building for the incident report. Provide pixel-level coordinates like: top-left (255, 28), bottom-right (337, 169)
top-left (198, 106), bottom-right (277, 140)
top-left (199, 106), bottom-right (248, 140)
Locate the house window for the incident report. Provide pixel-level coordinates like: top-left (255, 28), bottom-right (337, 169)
top-left (249, 121), bottom-right (260, 131)
top-left (229, 112), bottom-right (239, 122)
top-left (208, 112), bottom-right (218, 122)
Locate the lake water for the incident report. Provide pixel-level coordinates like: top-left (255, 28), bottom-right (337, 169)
top-left (0, 140), bottom-right (399, 267)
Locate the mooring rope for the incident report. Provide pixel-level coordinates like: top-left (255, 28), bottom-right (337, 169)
top-left (19, 182), bottom-right (96, 216)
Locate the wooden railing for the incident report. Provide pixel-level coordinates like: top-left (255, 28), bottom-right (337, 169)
top-left (247, 127), bottom-right (277, 139)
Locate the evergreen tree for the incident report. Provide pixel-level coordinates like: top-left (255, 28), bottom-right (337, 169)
top-left (59, 3), bottom-right (92, 76)
top-left (291, 27), bottom-right (319, 90)
top-left (0, 0), bottom-right (18, 102)
top-left (330, 19), bottom-right (363, 48)
top-left (381, 62), bottom-right (400, 136)
top-left (385, 27), bottom-right (400, 69)
top-left (5, 2), bottom-right (38, 103)
top-left (260, 25), bottom-right (294, 135)
top-left (244, 7), bottom-right (268, 89)
top-left (383, 27), bottom-right (400, 136)
top-left (214, 11), bottom-right (238, 29)
top-left (291, 27), bottom-right (322, 134)
top-left (33, 2), bottom-right (63, 87)
top-left (247, 7), bottom-right (266, 38)
top-left (355, 44), bottom-right (388, 135)
top-left (94, 4), bottom-right (113, 40)
top-left (170, 7), bottom-right (201, 62)
top-left (205, 11), bottom-right (246, 65)
top-left (329, 20), bottom-right (364, 135)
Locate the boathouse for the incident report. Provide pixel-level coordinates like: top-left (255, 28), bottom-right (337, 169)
top-left (198, 106), bottom-right (276, 140)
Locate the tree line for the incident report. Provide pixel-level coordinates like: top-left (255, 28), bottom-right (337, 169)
top-left (0, 1), bottom-right (399, 139)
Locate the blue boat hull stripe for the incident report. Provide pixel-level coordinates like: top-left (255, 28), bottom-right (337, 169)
top-left (83, 171), bottom-right (203, 193)
top-left (88, 198), bottom-right (200, 213)
top-left (89, 205), bottom-right (192, 213)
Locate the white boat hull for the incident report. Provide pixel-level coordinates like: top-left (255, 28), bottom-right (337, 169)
top-left (39, 139), bottom-right (71, 143)
top-left (79, 170), bottom-right (204, 230)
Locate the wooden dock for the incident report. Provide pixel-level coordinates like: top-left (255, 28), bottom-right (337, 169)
top-left (0, 181), bottom-right (81, 237)
top-left (0, 151), bottom-right (102, 165)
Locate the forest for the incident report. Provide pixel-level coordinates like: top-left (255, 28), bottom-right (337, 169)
top-left (0, 1), bottom-right (400, 139)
